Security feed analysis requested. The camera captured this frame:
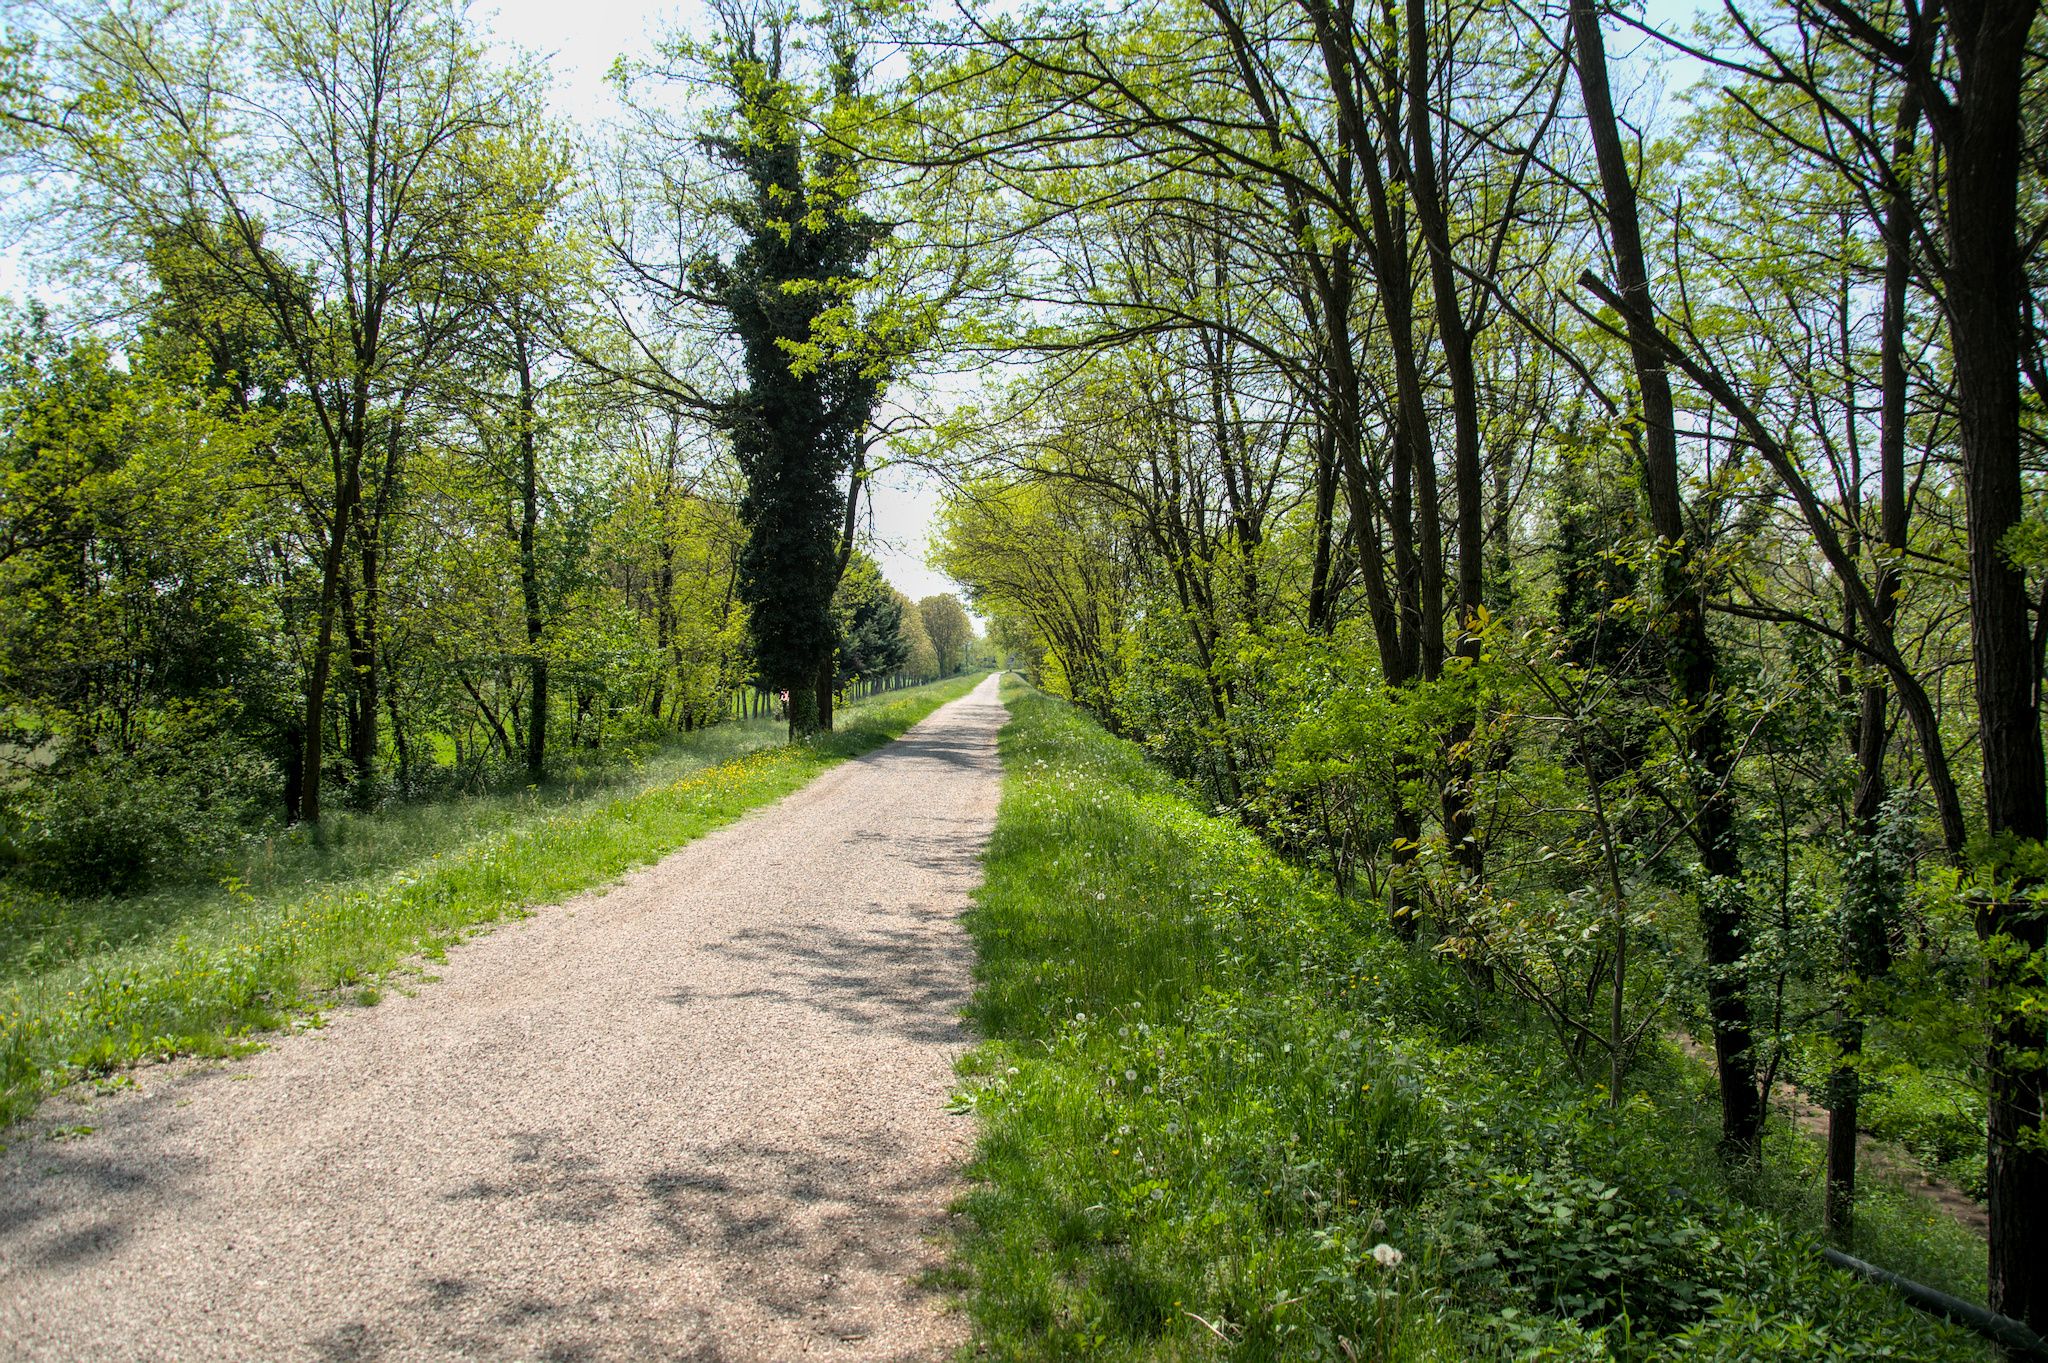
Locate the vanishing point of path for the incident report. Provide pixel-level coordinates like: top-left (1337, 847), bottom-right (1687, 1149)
top-left (0, 677), bottom-right (1009, 1362)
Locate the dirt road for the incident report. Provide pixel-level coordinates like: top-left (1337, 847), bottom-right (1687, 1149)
top-left (0, 676), bottom-right (1008, 1362)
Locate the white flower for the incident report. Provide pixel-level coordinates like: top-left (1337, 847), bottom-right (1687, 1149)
top-left (1371, 1243), bottom-right (1404, 1269)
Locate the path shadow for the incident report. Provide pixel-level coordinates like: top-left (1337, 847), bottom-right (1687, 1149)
top-left (696, 917), bottom-right (972, 1046)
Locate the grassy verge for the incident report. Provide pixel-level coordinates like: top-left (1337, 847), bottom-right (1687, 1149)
top-left (952, 679), bottom-right (1987, 1361)
top-left (0, 673), bottom-right (986, 1126)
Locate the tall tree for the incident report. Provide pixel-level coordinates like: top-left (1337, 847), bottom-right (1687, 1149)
top-left (659, 4), bottom-right (888, 738)
top-left (1568, 0), bottom-right (1766, 1162)
top-left (919, 593), bottom-right (973, 677)
top-left (48, 0), bottom-right (527, 820)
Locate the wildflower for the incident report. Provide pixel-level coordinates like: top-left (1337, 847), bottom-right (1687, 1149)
top-left (1371, 1243), bottom-right (1403, 1269)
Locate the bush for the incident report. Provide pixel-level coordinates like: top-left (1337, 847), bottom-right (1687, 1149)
top-left (10, 734), bottom-right (275, 894)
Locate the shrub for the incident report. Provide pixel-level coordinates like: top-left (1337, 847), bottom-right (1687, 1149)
top-left (11, 734), bottom-right (275, 894)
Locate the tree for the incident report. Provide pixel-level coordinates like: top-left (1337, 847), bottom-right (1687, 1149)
top-left (834, 551), bottom-right (909, 688)
top-left (1568, 0), bottom-right (1765, 1163)
top-left (443, 116), bottom-right (577, 781)
top-left (896, 589), bottom-right (938, 681)
top-left (48, 0), bottom-right (531, 821)
top-left (918, 593), bottom-right (972, 677)
top-left (604, 3), bottom-right (889, 740)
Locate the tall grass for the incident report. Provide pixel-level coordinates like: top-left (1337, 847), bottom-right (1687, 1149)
top-left (953, 679), bottom-right (1988, 1361)
top-left (0, 674), bottom-right (986, 1126)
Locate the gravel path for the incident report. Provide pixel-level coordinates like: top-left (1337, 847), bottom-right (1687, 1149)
top-left (0, 676), bottom-right (1008, 1363)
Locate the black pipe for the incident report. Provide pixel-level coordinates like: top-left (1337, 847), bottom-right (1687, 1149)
top-left (1822, 1248), bottom-right (2048, 1358)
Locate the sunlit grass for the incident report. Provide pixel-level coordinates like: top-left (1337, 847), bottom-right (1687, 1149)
top-left (952, 678), bottom-right (1989, 1361)
top-left (0, 674), bottom-right (986, 1126)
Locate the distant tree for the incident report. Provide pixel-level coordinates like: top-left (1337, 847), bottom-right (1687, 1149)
top-left (896, 590), bottom-right (938, 680)
top-left (918, 594), bottom-right (972, 676)
top-left (987, 612), bottom-right (1041, 677)
top-left (833, 552), bottom-right (909, 687)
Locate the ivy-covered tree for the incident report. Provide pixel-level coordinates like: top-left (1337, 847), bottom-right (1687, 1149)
top-left (693, 5), bottom-right (886, 737)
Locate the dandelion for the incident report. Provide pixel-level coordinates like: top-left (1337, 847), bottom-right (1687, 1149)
top-left (1371, 1243), bottom-right (1403, 1269)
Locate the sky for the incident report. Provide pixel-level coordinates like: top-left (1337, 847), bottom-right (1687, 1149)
top-left (475, 0), bottom-right (968, 607)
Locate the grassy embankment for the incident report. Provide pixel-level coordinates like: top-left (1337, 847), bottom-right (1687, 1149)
top-left (953, 678), bottom-right (1989, 1361)
top-left (0, 673), bottom-right (986, 1127)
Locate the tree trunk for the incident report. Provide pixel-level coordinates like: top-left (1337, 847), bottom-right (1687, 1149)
top-left (383, 648), bottom-right (413, 797)
top-left (349, 530), bottom-right (380, 799)
top-left (517, 340), bottom-right (547, 783)
top-left (1570, 0), bottom-right (1763, 1161)
top-left (1934, 0), bottom-right (2048, 1326)
top-left (299, 449), bottom-right (363, 826)
top-left (649, 541), bottom-right (676, 720)
top-left (1827, 77), bottom-right (1922, 1245)
top-left (1405, 0), bottom-right (1486, 880)
top-left (788, 680), bottom-right (820, 740)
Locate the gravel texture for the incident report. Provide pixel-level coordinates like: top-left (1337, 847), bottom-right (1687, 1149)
top-left (0, 676), bottom-right (1008, 1362)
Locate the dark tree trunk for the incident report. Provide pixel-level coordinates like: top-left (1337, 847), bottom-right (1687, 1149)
top-left (383, 648), bottom-right (412, 796)
top-left (349, 531), bottom-right (380, 798)
top-left (282, 720), bottom-right (304, 824)
top-left (516, 340), bottom-right (547, 783)
top-left (299, 441), bottom-right (363, 826)
top-left (649, 541), bottom-right (676, 720)
top-left (788, 681), bottom-right (820, 741)
top-left (1404, 0), bottom-right (1486, 880)
top-left (1570, 0), bottom-right (1763, 1162)
top-left (1827, 78), bottom-right (1922, 1246)
top-left (1306, 423), bottom-right (1339, 635)
top-left (1932, 0), bottom-right (2048, 1327)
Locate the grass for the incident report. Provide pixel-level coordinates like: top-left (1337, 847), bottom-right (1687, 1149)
top-left (0, 673), bottom-right (987, 1127)
top-left (951, 678), bottom-right (1990, 1361)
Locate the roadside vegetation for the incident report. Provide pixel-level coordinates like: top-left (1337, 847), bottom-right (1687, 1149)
top-left (955, 681), bottom-right (1987, 1360)
top-left (3, 0), bottom-right (2042, 1342)
top-left (0, 673), bottom-right (985, 1128)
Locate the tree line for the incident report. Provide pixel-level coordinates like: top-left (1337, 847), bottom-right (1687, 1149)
top-left (0, 0), bottom-right (976, 896)
top-left (905, 0), bottom-right (2048, 1333)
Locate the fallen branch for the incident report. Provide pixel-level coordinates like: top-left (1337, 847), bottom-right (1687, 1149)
top-left (1822, 1249), bottom-right (2048, 1358)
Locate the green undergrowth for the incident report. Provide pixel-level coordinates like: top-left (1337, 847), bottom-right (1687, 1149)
top-left (0, 673), bottom-right (986, 1126)
top-left (952, 679), bottom-right (1988, 1362)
